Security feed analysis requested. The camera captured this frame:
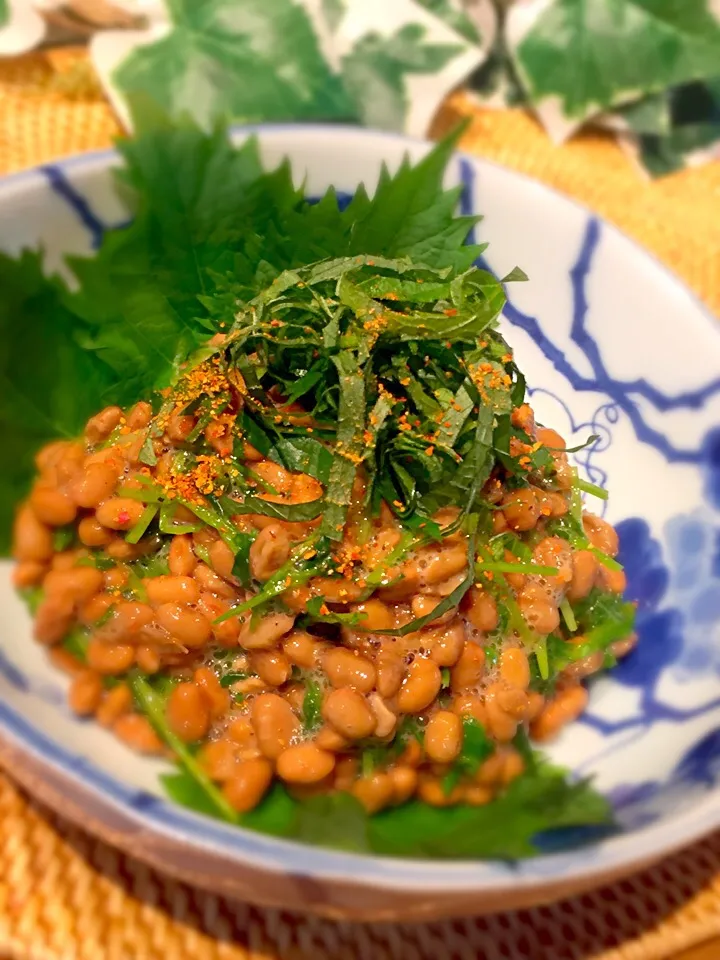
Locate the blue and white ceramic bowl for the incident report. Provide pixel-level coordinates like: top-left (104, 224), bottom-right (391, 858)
top-left (1, 127), bottom-right (719, 921)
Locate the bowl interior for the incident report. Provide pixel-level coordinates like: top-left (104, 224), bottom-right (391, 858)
top-left (1, 126), bottom-right (719, 896)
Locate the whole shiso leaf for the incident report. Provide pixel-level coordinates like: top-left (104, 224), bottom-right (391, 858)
top-left (66, 115), bottom-right (303, 402)
top-left (338, 131), bottom-right (482, 270)
top-left (367, 760), bottom-right (613, 858)
top-left (0, 251), bottom-right (115, 552)
top-left (162, 746), bottom-right (613, 858)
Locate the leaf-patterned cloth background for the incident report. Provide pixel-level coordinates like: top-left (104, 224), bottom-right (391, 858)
top-left (92, 0), bottom-right (485, 136)
top-left (1, 0), bottom-right (720, 174)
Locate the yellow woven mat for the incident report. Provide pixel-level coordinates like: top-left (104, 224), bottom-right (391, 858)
top-left (1, 46), bottom-right (720, 960)
top-left (1, 773), bottom-right (720, 960)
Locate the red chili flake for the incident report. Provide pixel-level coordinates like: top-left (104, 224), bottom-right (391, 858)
top-left (444, 308), bottom-right (458, 317)
top-left (118, 510), bottom-right (131, 525)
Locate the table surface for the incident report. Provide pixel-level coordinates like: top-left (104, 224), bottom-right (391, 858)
top-left (1, 45), bottom-right (720, 960)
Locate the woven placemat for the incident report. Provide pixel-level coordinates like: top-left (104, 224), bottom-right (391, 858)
top-left (1, 46), bottom-right (720, 960)
top-left (1, 773), bottom-right (719, 960)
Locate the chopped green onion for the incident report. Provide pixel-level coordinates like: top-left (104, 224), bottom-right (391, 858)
top-left (476, 544), bottom-right (538, 648)
top-left (138, 433), bottom-right (158, 466)
top-left (132, 544), bottom-right (170, 579)
top-left (361, 749), bottom-right (379, 779)
top-left (214, 535), bottom-right (331, 622)
top-left (474, 560), bottom-right (559, 577)
top-left (219, 672), bottom-right (248, 687)
top-left (553, 434), bottom-right (599, 454)
top-left (95, 604), bottom-right (116, 629)
top-left (186, 396), bottom-right (228, 442)
top-left (302, 679), bottom-right (324, 732)
top-left (569, 468), bottom-right (582, 522)
top-left (535, 639), bottom-right (549, 680)
top-left (457, 716), bottom-right (494, 775)
top-left (52, 525), bottom-right (74, 552)
top-left (194, 543), bottom-right (212, 567)
top-left (63, 627), bottom-right (90, 662)
top-left (488, 531), bottom-right (533, 561)
top-left (125, 504), bottom-right (158, 544)
top-left (582, 616), bottom-right (634, 651)
top-left (133, 473), bottom-right (159, 486)
top-left (559, 597), bottom-right (577, 633)
top-left (76, 553), bottom-right (116, 571)
top-left (576, 478), bottom-right (608, 500)
top-left (181, 496), bottom-right (253, 555)
top-left (158, 501), bottom-right (203, 535)
top-left (246, 469), bottom-right (281, 496)
top-left (367, 534), bottom-right (475, 637)
top-left (441, 767), bottom-right (462, 795)
top-left (302, 597), bottom-right (368, 626)
top-left (125, 568), bottom-right (149, 602)
top-left (117, 483), bottom-right (163, 502)
top-left (590, 547), bottom-right (623, 571)
top-left (364, 530), bottom-right (415, 588)
top-left (230, 536), bottom-right (254, 588)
